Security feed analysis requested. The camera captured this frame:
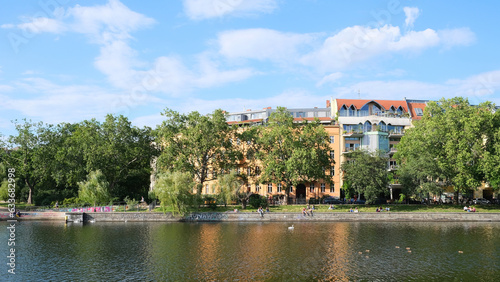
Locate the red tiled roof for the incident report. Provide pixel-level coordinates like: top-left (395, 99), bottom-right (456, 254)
top-left (293, 117), bottom-right (332, 122)
top-left (407, 102), bottom-right (427, 120)
top-left (336, 99), bottom-right (408, 112)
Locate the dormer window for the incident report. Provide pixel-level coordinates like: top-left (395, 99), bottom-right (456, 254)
top-left (415, 108), bottom-right (423, 116)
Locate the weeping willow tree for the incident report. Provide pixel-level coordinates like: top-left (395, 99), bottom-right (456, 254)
top-left (77, 170), bottom-right (111, 207)
top-left (153, 171), bottom-right (195, 215)
top-left (217, 171), bottom-right (243, 207)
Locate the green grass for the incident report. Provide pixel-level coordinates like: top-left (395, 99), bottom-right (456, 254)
top-left (3, 202), bottom-right (500, 213)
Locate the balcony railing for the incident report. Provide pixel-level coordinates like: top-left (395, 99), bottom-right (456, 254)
top-left (339, 111), bottom-right (410, 118)
top-left (388, 165), bottom-right (399, 171)
top-left (343, 147), bottom-right (360, 153)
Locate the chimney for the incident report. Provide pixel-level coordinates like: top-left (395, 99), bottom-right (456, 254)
top-left (326, 100), bottom-right (331, 108)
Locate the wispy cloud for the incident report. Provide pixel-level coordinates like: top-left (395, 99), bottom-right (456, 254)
top-left (183, 0), bottom-right (277, 20)
top-left (404, 7), bottom-right (420, 28)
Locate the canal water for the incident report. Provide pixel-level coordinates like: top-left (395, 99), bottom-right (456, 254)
top-left (1, 221), bottom-right (499, 281)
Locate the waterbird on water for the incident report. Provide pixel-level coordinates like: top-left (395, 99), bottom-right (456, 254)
top-left (288, 225), bottom-right (294, 230)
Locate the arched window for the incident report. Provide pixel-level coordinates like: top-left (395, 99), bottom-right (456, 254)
top-left (379, 121), bottom-right (386, 132)
top-left (372, 104), bottom-right (383, 115)
top-left (363, 121), bottom-right (372, 132)
top-left (339, 105), bottom-right (348, 116)
top-left (349, 105), bottom-right (356, 117)
top-left (397, 106), bottom-right (403, 115)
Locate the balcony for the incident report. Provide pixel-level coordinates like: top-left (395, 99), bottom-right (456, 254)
top-left (342, 147), bottom-right (360, 154)
top-left (342, 130), bottom-right (364, 137)
top-left (389, 147), bottom-right (397, 154)
top-left (388, 165), bottom-right (399, 171)
top-left (388, 130), bottom-right (405, 137)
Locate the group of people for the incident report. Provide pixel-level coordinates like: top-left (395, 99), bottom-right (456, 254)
top-left (257, 206), bottom-right (270, 217)
top-left (464, 206), bottom-right (476, 212)
top-left (302, 205), bottom-right (315, 216)
top-left (376, 207), bottom-right (390, 212)
top-left (348, 207), bottom-right (359, 213)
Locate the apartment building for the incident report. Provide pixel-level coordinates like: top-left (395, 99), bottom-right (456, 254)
top-left (199, 98), bottom-right (428, 203)
top-left (331, 98), bottom-right (428, 200)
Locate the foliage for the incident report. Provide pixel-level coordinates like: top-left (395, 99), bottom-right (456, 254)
top-left (76, 115), bottom-right (157, 199)
top-left (248, 193), bottom-right (268, 209)
top-left (396, 97), bottom-right (494, 202)
top-left (4, 119), bottom-right (55, 204)
top-left (156, 108), bottom-right (238, 197)
top-left (124, 196), bottom-right (139, 207)
top-left (78, 170), bottom-right (111, 206)
top-left (153, 170), bottom-right (195, 215)
top-left (256, 107), bottom-right (332, 203)
top-left (62, 197), bottom-right (80, 207)
top-left (341, 150), bottom-right (389, 203)
top-left (217, 171), bottom-right (243, 207)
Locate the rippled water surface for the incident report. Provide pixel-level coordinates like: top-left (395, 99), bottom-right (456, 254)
top-left (1, 221), bottom-right (500, 281)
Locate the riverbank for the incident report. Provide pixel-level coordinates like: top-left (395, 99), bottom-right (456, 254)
top-left (3, 211), bottom-right (499, 222)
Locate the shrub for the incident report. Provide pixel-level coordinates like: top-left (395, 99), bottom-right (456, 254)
top-left (248, 194), bottom-right (267, 209)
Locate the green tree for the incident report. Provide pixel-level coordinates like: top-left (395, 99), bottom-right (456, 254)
top-left (217, 171), bottom-right (243, 207)
top-left (78, 170), bottom-right (111, 207)
top-left (341, 150), bottom-right (389, 203)
top-left (396, 97), bottom-right (493, 203)
top-left (153, 170), bottom-right (195, 215)
top-left (156, 109), bottom-right (238, 197)
top-left (76, 115), bottom-right (156, 199)
top-left (5, 119), bottom-right (55, 204)
top-left (482, 109), bottom-right (500, 193)
top-left (256, 107), bottom-right (332, 204)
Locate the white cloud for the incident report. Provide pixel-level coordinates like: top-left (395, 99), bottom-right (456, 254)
top-left (317, 72), bottom-right (343, 87)
top-left (404, 7), bottom-right (420, 28)
top-left (438, 28), bottom-right (476, 49)
top-left (1, 77), bottom-right (163, 124)
top-left (218, 28), bottom-right (315, 62)
top-left (333, 70), bottom-right (500, 104)
top-left (17, 17), bottom-right (67, 34)
top-left (183, 0), bottom-right (277, 20)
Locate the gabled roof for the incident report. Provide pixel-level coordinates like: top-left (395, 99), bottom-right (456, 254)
top-left (407, 102), bottom-right (427, 120)
top-left (336, 99), bottom-right (408, 112)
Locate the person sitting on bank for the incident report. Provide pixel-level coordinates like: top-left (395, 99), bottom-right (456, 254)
top-left (302, 207), bottom-right (308, 216)
top-left (258, 207), bottom-right (264, 217)
top-left (308, 207), bottom-right (314, 216)
top-left (354, 207), bottom-right (359, 213)
top-left (328, 204), bottom-right (334, 210)
top-left (464, 206), bottom-right (469, 212)
top-left (349, 208), bottom-right (354, 212)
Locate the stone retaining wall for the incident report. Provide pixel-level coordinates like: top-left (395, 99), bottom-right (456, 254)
top-left (66, 211), bottom-right (500, 223)
top-left (2, 211), bottom-right (499, 222)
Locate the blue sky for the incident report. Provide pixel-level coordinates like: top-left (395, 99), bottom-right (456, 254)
top-left (1, 0), bottom-right (499, 136)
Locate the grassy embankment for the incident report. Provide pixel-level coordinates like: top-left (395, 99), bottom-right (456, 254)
top-left (2, 202), bottom-right (500, 213)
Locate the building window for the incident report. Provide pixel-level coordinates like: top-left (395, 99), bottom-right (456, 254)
top-left (278, 183), bottom-right (282, 192)
top-left (213, 170), bottom-right (217, 178)
top-left (330, 166), bottom-right (335, 176)
top-left (205, 184), bottom-right (209, 194)
top-left (268, 184), bottom-right (273, 193)
top-left (237, 167), bottom-right (240, 174)
top-left (236, 138), bottom-right (241, 145)
top-left (212, 185), bottom-right (216, 194)
top-left (255, 166), bottom-right (261, 175)
top-left (330, 151), bottom-right (334, 160)
top-left (321, 183), bottom-right (325, 193)
top-left (330, 183), bottom-right (334, 193)
top-left (247, 167), bottom-right (251, 176)
top-left (247, 184), bottom-right (251, 192)
top-left (289, 185), bottom-right (293, 193)
top-left (330, 136), bottom-right (335, 143)
top-left (415, 108), bottom-right (423, 116)
top-left (310, 184), bottom-right (314, 193)
top-left (256, 185), bottom-right (260, 192)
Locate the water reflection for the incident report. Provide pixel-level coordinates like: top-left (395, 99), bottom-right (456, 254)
top-left (1, 221), bottom-right (499, 281)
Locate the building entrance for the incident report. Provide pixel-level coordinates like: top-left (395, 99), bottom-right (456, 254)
top-left (296, 184), bottom-right (306, 204)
